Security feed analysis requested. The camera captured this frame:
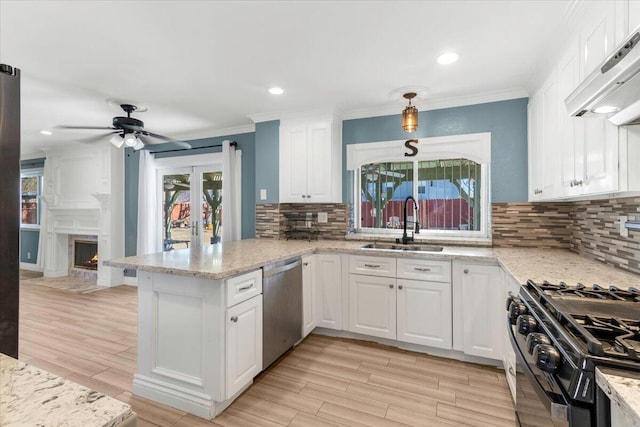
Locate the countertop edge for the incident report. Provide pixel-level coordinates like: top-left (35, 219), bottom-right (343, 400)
top-left (596, 367), bottom-right (640, 427)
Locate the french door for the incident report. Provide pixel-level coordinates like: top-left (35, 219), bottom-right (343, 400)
top-left (158, 165), bottom-right (222, 251)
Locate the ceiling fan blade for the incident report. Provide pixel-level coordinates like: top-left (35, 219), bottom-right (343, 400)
top-left (57, 125), bottom-right (117, 131)
top-left (143, 131), bottom-right (192, 149)
top-left (137, 134), bottom-right (155, 148)
top-left (76, 131), bottom-right (120, 144)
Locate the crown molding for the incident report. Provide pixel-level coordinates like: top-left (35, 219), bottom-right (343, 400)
top-left (173, 124), bottom-right (256, 141)
top-left (340, 88), bottom-right (529, 121)
top-left (247, 108), bottom-right (343, 123)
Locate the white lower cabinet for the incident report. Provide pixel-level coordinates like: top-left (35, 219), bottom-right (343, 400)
top-left (315, 253), bottom-right (343, 330)
top-left (348, 274), bottom-right (397, 339)
top-left (397, 279), bottom-right (452, 349)
top-left (347, 256), bottom-right (453, 350)
top-left (225, 294), bottom-right (263, 399)
top-left (502, 269), bottom-right (520, 403)
top-left (453, 260), bottom-right (504, 360)
top-left (302, 254), bottom-right (316, 337)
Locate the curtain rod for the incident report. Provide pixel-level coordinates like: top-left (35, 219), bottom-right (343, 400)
top-left (149, 141), bottom-right (237, 155)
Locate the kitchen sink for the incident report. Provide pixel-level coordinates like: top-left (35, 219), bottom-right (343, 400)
top-left (361, 243), bottom-right (444, 252)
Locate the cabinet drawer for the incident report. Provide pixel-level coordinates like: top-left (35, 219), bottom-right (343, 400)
top-left (226, 269), bottom-right (262, 308)
top-left (349, 255), bottom-right (396, 278)
top-left (397, 258), bottom-right (451, 282)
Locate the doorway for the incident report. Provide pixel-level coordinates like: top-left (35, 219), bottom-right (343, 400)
top-left (158, 164), bottom-right (223, 251)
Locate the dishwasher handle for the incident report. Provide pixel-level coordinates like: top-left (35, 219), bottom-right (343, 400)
top-left (263, 259), bottom-right (302, 278)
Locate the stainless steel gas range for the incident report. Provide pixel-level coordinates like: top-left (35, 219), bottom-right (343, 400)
top-left (507, 280), bottom-right (640, 427)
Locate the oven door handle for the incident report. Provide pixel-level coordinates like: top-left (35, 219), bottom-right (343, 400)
top-left (509, 320), bottom-right (570, 423)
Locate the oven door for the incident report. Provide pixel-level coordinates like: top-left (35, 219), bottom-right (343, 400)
top-left (509, 324), bottom-right (592, 427)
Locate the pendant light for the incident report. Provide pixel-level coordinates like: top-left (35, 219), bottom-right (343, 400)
top-left (402, 92), bottom-right (418, 132)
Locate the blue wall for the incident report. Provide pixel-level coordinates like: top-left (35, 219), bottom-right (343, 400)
top-left (20, 158), bottom-right (45, 264)
top-left (342, 98), bottom-right (529, 203)
top-left (124, 133), bottom-right (256, 256)
top-left (254, 120), bottom-right (280, 203)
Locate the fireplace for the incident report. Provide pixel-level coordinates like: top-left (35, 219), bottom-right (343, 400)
top-left (74, 240), bottom-right (98, 271)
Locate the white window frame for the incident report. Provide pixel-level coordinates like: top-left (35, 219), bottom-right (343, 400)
top-left (347, 133), bottom-right (491, 242)
top-left (20, 168), bottom-right (44, 229)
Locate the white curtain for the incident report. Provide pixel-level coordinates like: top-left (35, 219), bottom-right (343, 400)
top-left (222, 140), bottom-right (242, 242)
top-left (137, 150), bottom-right (161, 255)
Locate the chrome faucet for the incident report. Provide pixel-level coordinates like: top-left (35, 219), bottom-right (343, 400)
top-left (397, 196), bottom-right (420, 245)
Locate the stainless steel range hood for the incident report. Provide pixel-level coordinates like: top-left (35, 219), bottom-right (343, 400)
top-left (565, 29), bottom-right (640, 126)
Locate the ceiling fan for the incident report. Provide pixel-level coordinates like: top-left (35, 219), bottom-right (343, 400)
top-left (57, 103), bottom-right (191, 150)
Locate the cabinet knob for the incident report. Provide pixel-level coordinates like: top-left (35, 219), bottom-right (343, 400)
top-left (303, 262), bottom-right (308, 266)
top-left (230, 316), bottom-right (238, 323)
top-left (301, 195), bottom-right (306, 198)
top-left (398, 285), bottom-right (403, 290)
top-left (389, 284), bottom-right (394, 289)
top-left (463, 269), bottom-right (469, 274)
top-left (307, 194), bottom-right (311, 198)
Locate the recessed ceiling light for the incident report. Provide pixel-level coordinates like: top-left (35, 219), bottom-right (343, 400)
top-left (268, 87), bottom-right (284, 95)
top-left (40, 130), bottom-right (52, 135)
top-left (437, 52), bottom-right (459, 65)
top-left (592, 105), bottom-right (620, 114)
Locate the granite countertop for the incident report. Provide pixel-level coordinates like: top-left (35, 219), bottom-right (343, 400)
top-left (596, 367), bottom-right (640, 427)
top-left (105, 238), bottom-right (640, 289)
top-left (0, 353), bottom-right (133, 427)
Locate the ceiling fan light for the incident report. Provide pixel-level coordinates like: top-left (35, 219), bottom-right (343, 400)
top-left (133, 138), bottom-right (145, 150)
top-left (123, 133), bottom-right (138, 147)
top-left (110, 134), bottom-right (125, 148)
top-left (401, 92), bottom-right (419, 133)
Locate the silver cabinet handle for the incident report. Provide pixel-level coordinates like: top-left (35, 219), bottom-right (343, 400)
top-left (414, 267), bottom-right (431, 272)
top-left (364, 264), bottom-right (380, 268)
top-left (307, 195), bottom-right (311, 198)
top-left (463, 269), bottom-right (469, 274)
top-left (301, 195), bottom-right (306, 198)
top-left (508, 367), bottom-right (515, 377)
top-left (238, 283), bottom-right (254, 291)
top-left (389, 284), bottom-right (394, 289)
top-left (230, 316), bottom-right (238, 322)
top-left (398, 285), bottom-right (403, 290)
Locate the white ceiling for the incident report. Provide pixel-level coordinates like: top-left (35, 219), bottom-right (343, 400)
top-left (0, 0), bottom-right (572, 156)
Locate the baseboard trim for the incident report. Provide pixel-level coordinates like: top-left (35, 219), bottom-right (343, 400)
top-left (132, 374), bottom-right (214, 419)
top-left (20, 262), bottom-right (43, 272)
top-left (312, 327), bottom-right (502, 367)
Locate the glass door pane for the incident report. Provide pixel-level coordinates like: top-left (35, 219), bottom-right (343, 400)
top-left (160, 169), bottom-right (192, 251)
top-left (198, 168), bottom-right (223, 247)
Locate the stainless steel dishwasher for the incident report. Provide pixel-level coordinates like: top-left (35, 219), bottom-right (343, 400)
top-left (262, 257), bottom-right (303, 369)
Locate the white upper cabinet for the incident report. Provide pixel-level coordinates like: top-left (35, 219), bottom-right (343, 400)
top-left (528, 73), bottom-right (559, 201)
top-left (529, 1), bottom-right (628, 201)
top-left (279, 116), bottom-right (342, 203)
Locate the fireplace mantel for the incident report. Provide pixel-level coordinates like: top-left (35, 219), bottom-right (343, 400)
top-left (41, 144), bottom-right (124, 287)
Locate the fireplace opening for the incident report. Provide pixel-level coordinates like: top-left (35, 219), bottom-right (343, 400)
top-left (74, 240), bottom-right (98, 271)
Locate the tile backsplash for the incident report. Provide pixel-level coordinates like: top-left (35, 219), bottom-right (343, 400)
top-left (256, 203), bottom-right (349, 240)
top-left (257, 198), bottom-right (640, 275)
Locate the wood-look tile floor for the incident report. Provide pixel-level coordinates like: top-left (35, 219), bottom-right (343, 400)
top-left (18, 272), bottom-right (515, 427)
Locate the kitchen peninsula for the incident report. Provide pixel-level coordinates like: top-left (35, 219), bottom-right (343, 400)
top-left (105, 239), bottom-right (640, 420)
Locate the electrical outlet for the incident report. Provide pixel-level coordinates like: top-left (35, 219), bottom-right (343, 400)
top-left (317, 212), bottom-right (328, 223)
top-left (27, 252), bottom-right (31, 260)
top-left (620, 216), bottom-right (629, 237)
top-left (259, 189), bottom-right (267, 201)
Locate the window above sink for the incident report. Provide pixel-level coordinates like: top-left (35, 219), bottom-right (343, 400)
top-left (346, 133), bottom-right (491, 243)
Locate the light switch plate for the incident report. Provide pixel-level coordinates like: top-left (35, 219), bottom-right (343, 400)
top-left (260, 189), bottom-right (267, 201)
top-left (317, 212), bottom-right (328, 223)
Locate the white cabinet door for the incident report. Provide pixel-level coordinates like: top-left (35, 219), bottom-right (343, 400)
top-left (315, 254), bottom-right (343, 330)
top-left (581, 118), bottom-right (619, 195)
top-left (302, 255), bottom-right (316, 337)
top-left (225, 295), bottom-right (262, 399)
top-left (501, 269), bottom-right (520, 404)
top-left (279, 118), bottom-right (340, 203)
top-left (579, 1), bottom-right (617, 79)
top-left (348, 274), bottom-right (396, 340)
top-left (306, 122), bottom-right (333, 202)
top-left (279, 123), bottom-right (309, 202)
top-left (453, 261), bottom-right (503, 360)
top-left (541, 71), bottom-right (559, 199)
top-left (397, 279), bottom-right (452, 349)
top-left (528, 94), bottom-right (544, 200)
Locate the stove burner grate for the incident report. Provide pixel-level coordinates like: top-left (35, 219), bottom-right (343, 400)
top-left (569, 315), bottom-right (640, 361)
top-left (537, 281), bottom-right (640, 302)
